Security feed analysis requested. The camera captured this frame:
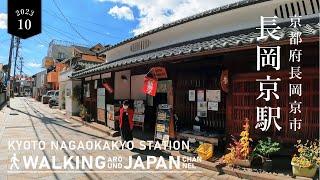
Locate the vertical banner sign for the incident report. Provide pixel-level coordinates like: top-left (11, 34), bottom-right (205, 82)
top-left (142, 77), bottom-right (158, 96)
top-left (8, 0), bottom-right (42, 39)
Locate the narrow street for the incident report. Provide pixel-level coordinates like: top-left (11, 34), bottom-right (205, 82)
top-left (0, 97), bottom-right (240, 180)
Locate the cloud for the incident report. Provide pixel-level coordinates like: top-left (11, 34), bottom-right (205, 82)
top-left (27, 62), bottom-right (41, 67)
top-left (39, 44), bottom-right (45, 48)
top-left (0, 13), bottom-right (7, 29)
top-left (21, 48), bottom-right (34, 54)
top-left (104, 0), bottom-right (240, 35)
top-left (108, 5), bottom-right (134, 21)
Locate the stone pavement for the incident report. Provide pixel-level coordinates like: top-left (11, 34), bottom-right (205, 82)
top-left (0, 97), bottom-right (242, 180)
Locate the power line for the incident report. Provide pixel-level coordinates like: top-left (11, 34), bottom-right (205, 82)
top-left (43, 9), bottom-right (123, 40)
top-left (43, 9), bottom-right (127, 33)
top-left (52, 0), bottom-right (92, 46)
top-left (43, 22), bottom-right (96, 45)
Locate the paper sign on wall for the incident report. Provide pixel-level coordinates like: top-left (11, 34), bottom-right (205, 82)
top-left (197, 90), bottom-right (204, 101)
top-left (197, 102), bottom-right (207, 117)
top-left (208, 102), bottom-right (218, 111)
top-left (197, 102), bottom-right (207, 111)
top-left (189, 90), bottom-right (195, 101)
top-left (206, 90), bottom-right (221, 102)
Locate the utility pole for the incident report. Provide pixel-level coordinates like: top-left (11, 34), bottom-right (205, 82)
top-left (6, 35), bottom-right (14, 107)
top-left (12, 37), bottom-right (20, 98)
top-left (19, 57), bottom-right (23, 95)
top-left (20, 57), bottom-right (23, 76)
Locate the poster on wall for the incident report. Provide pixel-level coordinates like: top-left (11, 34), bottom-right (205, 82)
top-left (197, 102), bottom-right (207, 117)
top-left (133, 100), bottom-right (145, 123)
top-left (97, 108), bottom-right (105, 121)
top-left (197, 111), bottom-right (207, 117)
top-left (189, 90), bottom-right (195, 101)
top-left (206, 90), bottom-right (221, 102)
top-left (197, 102), bottom-right (207, 111)
top-left (208, 102), bottom-right (218, 111)
top-left (197, 90), bottom-right (204, 101)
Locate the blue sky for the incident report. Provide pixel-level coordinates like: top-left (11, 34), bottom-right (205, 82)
top-left (0, 0), bottom-right (238, 76)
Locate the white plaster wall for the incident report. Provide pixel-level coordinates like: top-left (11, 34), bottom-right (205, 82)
top-left (65, 80), bottom-right (81, 116)
top-left (131, 75), bottom-right (146, 100)
top-left (59, 82), bottom-right (66, 109)
top-left (114, 70), bottom-right (131, 100)
top-left (104, 0), bottom-right (318, 62)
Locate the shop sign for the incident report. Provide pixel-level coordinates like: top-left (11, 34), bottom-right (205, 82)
top-left (197, 90), bottom-right (204, 101)
top-left (152, 67), bottom-right (167, 79)
top-left (206, 90), bottom-right (221, 102)
top-left (97, 108), bottom-right (105, 121)
top-left (189, 90), bottom-right (195, 101)
top-left (103, 82), bottom-right (114, 94)
top-left (142, 77), bottom-right (158, 96)
top-left (208, 102), bottom-right (218, 111)
top-left (220, 69), bottom-right (229, 93)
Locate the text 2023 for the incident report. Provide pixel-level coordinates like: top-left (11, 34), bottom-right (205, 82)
top-left (15, 9), bottom-right (34, 17)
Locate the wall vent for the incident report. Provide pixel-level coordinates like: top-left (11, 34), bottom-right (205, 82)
top-left (130, 39), bottom-right (150, 52)
top-left (274, 0), bottom-right (319, 18)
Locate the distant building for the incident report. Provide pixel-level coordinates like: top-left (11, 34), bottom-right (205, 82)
top-left (58, 43), bottom-right (105, 116)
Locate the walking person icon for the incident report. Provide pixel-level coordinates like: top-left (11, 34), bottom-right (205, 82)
top-left (9, 153), bottom-right (20, 170)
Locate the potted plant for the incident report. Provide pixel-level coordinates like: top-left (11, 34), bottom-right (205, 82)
top-left (291, 140), bottom-right (319, 178)
top-left (79, 104), bottom-right (91, 122)
top-left (253, 137), bottom-right (280, 172)
top-left (221, 118), bottom-right (253, 167)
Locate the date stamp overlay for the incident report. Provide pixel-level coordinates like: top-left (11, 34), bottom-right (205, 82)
top-left (8, 0), bottom-right (41, 38)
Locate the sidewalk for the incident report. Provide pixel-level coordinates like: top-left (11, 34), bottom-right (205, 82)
top-left (53, 101), bottom-right (317, 180)
top-left (55, 108), bottom-right (120, 137)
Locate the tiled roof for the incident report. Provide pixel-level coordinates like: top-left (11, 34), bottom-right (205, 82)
top-left (73, 45), bottom-right (96, 56)
top-left (74, 60), bottom-right (103, 71)
top-left (98, 0), bottom-right (268, 54)
top-left (72, 22), bottom-right (320, 78)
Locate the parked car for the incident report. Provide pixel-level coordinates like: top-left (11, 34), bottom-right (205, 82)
top-left (42, 90), bottom-right (55, 104)
top-left (49, 90), bottom-right (59, 108)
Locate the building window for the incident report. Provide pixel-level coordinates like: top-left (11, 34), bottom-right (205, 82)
top-left (58, 52), bottom-right (65, 59)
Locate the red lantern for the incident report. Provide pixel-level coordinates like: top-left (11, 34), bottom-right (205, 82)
top-left (220, 69), bottom-right (229, 93)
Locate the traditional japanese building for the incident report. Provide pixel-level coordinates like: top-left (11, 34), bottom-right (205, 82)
top-left (71, 0), bottom-right (319, 148)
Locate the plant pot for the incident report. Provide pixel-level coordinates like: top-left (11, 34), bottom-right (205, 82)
top-left (263, 159), bottom-right (273, 172)
top-left (291, 162), bottom-right (317, 178)
top-left (234, 159), bottom-right (251, 167)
